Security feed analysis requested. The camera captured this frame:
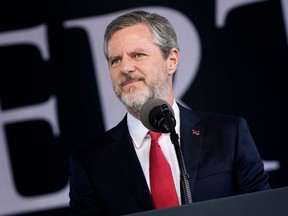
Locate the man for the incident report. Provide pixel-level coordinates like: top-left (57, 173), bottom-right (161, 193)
top-left (69, 10), bottom-right (270, 216)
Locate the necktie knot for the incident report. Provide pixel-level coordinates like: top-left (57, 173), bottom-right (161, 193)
top-left (149, 131), bottom-right (162, 142)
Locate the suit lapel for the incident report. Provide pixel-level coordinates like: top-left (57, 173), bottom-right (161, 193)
top-left (110, 116), bottom-right (154, 210)
top-left (179, 104), bottom-right (204, 203)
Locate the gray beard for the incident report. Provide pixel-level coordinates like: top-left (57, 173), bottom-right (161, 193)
top-left (115, 74), bottom-right (170, 118)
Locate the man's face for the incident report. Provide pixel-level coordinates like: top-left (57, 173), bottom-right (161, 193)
top-left (107, 23), bottom-right (175, 116)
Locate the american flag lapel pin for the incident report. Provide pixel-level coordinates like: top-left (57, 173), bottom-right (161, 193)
top-left (192, 129), bottom-right (200, 136)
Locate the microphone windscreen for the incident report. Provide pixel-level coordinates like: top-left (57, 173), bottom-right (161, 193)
top-left (140, 99), bottom-right (174, 132)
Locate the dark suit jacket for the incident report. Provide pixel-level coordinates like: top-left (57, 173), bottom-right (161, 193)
top-left (69, 104), bottom-right (270, 216)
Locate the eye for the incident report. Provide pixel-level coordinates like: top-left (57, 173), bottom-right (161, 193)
top-left (110, 58), bottom-right (120, 66)
top-left (134, 53), bottom-right (145, 59)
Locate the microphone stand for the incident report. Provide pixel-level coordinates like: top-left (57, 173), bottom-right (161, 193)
top-left (160, 104), bottom-right (193, 205)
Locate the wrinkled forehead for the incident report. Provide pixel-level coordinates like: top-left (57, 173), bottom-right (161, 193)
top-left (107, 24), bottom-right (156, 52)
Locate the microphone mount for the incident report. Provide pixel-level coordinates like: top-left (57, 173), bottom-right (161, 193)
top-left (159, 104), bottom-right (193, 205)
top-left (140, 99), bottom-right (193, 204)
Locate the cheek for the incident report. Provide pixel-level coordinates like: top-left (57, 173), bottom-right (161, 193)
top-left (109, 70), bottom-right (119, 84)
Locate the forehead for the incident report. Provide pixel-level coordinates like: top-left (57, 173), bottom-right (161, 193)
top-left (112, 23), bottom-right (153, 37)
top-left (108, 24), bottom-right (155, 49)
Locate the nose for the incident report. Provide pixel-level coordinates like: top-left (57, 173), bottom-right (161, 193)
top-left (120, 56), bottom-right (135, 74)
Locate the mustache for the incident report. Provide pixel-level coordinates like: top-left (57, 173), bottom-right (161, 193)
top-left (120, 74), bottom-right (145, 86)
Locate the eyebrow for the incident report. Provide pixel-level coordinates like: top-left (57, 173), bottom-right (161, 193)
top-left (132, 48), bottom-right (147, 53)
top-left (109, 55), bottom-right (121, 62)
top-left (109, 48), bottom-right (148, 61)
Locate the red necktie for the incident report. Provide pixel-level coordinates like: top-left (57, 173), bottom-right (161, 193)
top-left (149, 131), bottom-right (179, 209)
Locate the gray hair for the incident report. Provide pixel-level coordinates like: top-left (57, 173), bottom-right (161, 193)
top-left (103, 10), bottom-right (179, 60)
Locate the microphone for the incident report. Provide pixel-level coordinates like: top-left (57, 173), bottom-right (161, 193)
top-left (140, 98), bottom-right (193, 204)
top-left (140, 98), bottom-right (176, 133)
top-left (141, 98), bottom-right (193, 203)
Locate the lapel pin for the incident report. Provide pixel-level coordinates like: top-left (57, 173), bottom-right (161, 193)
top-left (192, 130), bottom-right (200, 136)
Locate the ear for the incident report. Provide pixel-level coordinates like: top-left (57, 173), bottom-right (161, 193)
top-left (167, 48), bottom-right (180, 76)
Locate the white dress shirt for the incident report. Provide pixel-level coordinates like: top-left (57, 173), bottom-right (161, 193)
top-left (127, 100), bottom-right (181, 204)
